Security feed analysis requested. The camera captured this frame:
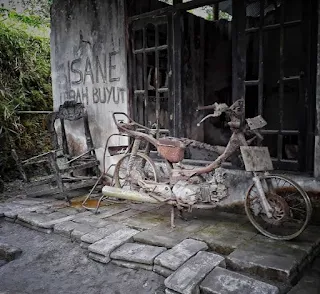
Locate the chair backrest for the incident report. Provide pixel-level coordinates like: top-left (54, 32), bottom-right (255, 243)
top-left (49, 101), bottom-right (95, 157)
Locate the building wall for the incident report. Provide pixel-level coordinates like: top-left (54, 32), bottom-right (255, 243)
top-left (50, 0), bottom-right (128, 171)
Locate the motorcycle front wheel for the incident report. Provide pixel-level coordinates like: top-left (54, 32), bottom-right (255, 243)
top-left (245, 175), bottom-right (312, 240)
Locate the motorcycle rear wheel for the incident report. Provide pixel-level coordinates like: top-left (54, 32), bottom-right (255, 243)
top-left (114, 152), bottom-right (159, 190)
top-left (245, 175), bottom-right (312, 240)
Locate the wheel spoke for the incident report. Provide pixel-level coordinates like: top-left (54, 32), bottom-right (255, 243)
top-left (245, 175), bottom-right (311, 240)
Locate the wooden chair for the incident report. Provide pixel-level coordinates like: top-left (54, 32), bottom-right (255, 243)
top-left (14, 101), bottom-right (100, 202)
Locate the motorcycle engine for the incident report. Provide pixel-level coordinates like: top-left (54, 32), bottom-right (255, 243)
top-left (172, 173), bottom-right (228, 206)
top-left (172, 180), bottom-right (201, 206)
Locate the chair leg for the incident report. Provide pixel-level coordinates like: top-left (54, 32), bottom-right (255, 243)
top-left (11, 149), bottom-right (28, 182)
top-left (48, 152), bottom-right (70, 204)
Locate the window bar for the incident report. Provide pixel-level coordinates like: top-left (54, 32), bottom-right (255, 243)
top-left (278, 0), bottom-right (285, 162)
top-left (245, 20), bottom-right (301, 33)
top-left (143, 27), bottom-right (148, 126)
top-left (155, 24), bottom-right (160, 137)
top-left (167, 13), bottom-right (174, 134)
top-left (258, 0), bottom-right (264, 116)
top-left (132, 33), bottom-right (138, 123)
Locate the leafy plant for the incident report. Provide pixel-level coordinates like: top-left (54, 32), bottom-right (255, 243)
top-left (0, 10), bottom-right (52, 178)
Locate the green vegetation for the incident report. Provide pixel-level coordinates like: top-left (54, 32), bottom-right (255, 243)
top-left (0, 8), bottom-right (52, 178)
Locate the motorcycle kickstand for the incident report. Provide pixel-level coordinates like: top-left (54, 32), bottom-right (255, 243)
top-left (170, 206), bottom-right (176, 229)
top-left (177, 208), bottom-right (188, 221)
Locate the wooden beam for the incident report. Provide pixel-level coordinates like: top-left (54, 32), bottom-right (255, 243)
top-left (232, 0), bottom-right (246, 104)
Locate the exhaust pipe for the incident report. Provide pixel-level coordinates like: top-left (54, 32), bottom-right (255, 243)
top-left (102, 186), bottom-right (161, 204)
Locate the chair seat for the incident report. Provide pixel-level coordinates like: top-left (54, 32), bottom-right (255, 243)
top-left (14, 101), bottom-right (101, 202)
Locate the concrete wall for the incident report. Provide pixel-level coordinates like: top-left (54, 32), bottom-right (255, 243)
top-left (50, 0), bottom-right (129, 171)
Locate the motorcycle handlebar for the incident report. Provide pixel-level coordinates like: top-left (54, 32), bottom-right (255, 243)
top-left (197, 104), bottom-right (216, 111)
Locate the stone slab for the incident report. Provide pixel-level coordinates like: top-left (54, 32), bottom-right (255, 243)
top-left (70, 223), bottom-right (94, 242)
top-left (192, 223), bottom-right (257, 255)
top-left (311, 257), bottom-right (320, 273)
top-left (0, 242), bottom-right (22, 261)
top-left (4, 217), bottom-right (16, 223)
top-left (109, 209), bottom-right (143, 221)
top-left (287, 272), bottom-right (320, 294)
top-left (80, 241), bottom-right (90, 249)
top-left (81, 224), bottom-right (125, 244)
top-left (154, 239), bottom-right (208, 271)
top-left (127, 202), bottom-right (164, 212)
top-left (88, 228), bottom-right (139, 258)
top-left (123, 211), bottom-right (170, 230)
top-left (226, 238), bottom-right (308, 282)
top-left (200, 267), bottom-right (279, 294)
top-left (54, 221), bottom-right (79, 237)
top-left (95, 205), bottom-right (130, 219)
top-left (111, 243), bottom-right (166, 265)
top-left (88, 252), bottom-right (111, 264)
top-left (164, 251), bottom-right (226, 294)
top-left (57, 207), bottom-right (80, 215)
top-left (71, 215), bottom-right (109, 228)
top-left (17, 212), bottom-right (74, 229)
top-left (133, 222), bottom-right (205, 248)
top-left (4, 205), bottom-right (47, 219)
top-left (67, 210), bottom-right (92, 218)
top-left (15, 219), bottom-right (53, 234)
top-left (11, 199), bottom-right (53, 206)
top-left (165, 289), bottom-right (179, 294)
top-left (153, 264), bottom-right (174, 278)
top-left (111, 260), bottom-right (153, 271)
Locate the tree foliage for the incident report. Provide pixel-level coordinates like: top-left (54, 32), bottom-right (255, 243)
top-left (0, 8), bottom-right (52, 177)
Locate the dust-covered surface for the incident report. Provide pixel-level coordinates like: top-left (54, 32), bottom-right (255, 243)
top-left (0, 220), bottom-right (165, 294)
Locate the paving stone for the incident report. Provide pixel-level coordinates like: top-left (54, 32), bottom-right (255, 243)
top-left (4, 205), bottom-right (47, 220)
top-left (127, 202), bottom-right (164, 212)
top-left (88, 228), bottom-right (139, 263)
top-left (109, 209), bottom-right (143, 221)
top-left (4, 217), bottom-right (16, 223)
top-left (123, 211), bottom-right (170, 230)
top-left (15, 219), bottom-right (53, 234)
top-left (55, 207), bottom-right (80, 215)
top-left (70, 223), bottom-right (94, 242)
top-left (154, 239), bottom-right (208, 271)
top-left (192, 222), bottom-right (257, 255)
top-left (165, 289), bottom-right (179, 294)
top-left (111, 260), bottom-right (153, 271)
top-left (88, 252), bottom-right (110, 264)
top-left (111, 243), bottom-right (166, 265)
top-left (12, 199), bottom-right (53, 206)
top-left (153, 264), bottom-right (174, 277)
top-left (71, 215), bottom-right (109, 228)
top-left (226, 237), bottom-right (308, 282)
top-left (34, 207), bottom-right (56, 214)
top-left (81, 224), bottom-right (125, 245)
top-left (0, 242), bottom-right (22, 261)
top-left (95, 205), bottom-right (130, 219)
top-left (67, 210), bottom-right (92, 218)
top-left (254, 232), bottom-right (318, 257)
top-left (17, 212), bottom-right (74, 229)
top-left (311, 257), bottom-right (320, 273)
top-left (200, 267), bottom-right (280, 294)
top-left (54, 221), bottom-right (79, 237)
top-left (287, 271), bottom-right (320, 294)
top-left (164, 251), bottom-right (226, 294)
top-left (133, 222), bottom-right (205, 248)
